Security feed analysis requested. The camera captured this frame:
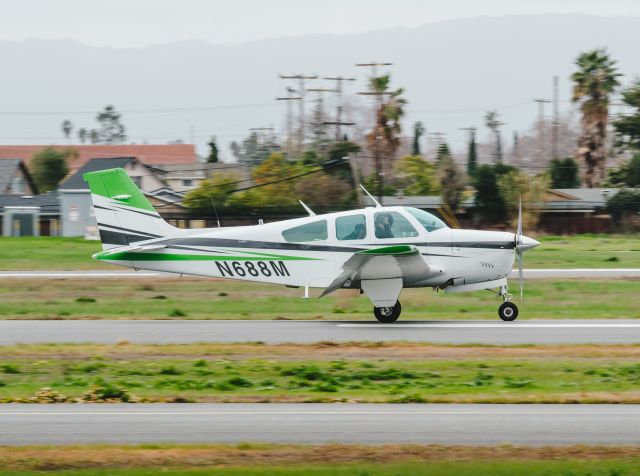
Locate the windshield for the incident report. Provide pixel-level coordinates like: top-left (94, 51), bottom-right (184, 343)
top-left (404, 207), bottom-right (448, 232)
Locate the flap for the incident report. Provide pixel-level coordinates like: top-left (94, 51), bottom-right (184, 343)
top-left (320, 245), bottom-right (432, 298)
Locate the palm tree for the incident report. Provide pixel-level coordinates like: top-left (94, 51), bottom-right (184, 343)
top-left (61, 120), bottom-right (73, 143)
top-left (78, 128), bottom-right (88, 144)
top-left (484, 110), bottom-right (503, 163)
top-left (365, 74), bottom-right (407, 198)
top-left (571, 48), bottom-right (621, 187)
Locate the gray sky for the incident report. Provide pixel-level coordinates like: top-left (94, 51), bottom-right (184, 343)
top-left (4, 0), bottom-right (640, 47)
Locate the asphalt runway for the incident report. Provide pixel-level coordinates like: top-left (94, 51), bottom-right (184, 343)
top-left (1, 269), bottom-right (639, 279)
top-left (1, 403), bottom-right (638, 445)
top-left (2, 319), bottom-right (640, 345)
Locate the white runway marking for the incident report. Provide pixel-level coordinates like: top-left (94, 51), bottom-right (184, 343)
top-left (1, 410), bottom-right (632, 416)
top-left (338, 323), bottom-right (640, 328)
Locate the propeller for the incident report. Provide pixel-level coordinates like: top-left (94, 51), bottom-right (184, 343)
top-left (515, 198), bottom-right (524, 302)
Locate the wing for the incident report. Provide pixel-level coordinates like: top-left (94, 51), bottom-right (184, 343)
top-left (320, 245), bottom-right (439, 306)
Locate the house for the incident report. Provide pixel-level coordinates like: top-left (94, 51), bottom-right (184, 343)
top-left (159, 163), bottom-right (250, 192)
top-left (0, 144), bottom-right (198, 172)
top-left (0, 192), bottom-right (60, 237)
top-left (0, 159), bottom-right (37, 195)
top-left (58, 157), bottom-right (166, 237)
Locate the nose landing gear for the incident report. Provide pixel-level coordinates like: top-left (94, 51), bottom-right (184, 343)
top-left (497, 285), bottom-right (518, 321)
top-left (374, 301), bottom-right (402, 323)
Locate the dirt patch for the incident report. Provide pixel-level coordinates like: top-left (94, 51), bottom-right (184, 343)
top-left (2, 444), bottom-right (640, 471)
top-left (2, 342), bottom-right (640, 361)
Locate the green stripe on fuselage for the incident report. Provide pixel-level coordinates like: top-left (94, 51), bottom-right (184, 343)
top-left (357, 244), bottom-right (417, 255)
top-left (94, 250), bottom-right (321, 262)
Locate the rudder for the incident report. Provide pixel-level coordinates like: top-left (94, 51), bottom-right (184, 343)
top-left (83, 168), bottom-right (181, 250)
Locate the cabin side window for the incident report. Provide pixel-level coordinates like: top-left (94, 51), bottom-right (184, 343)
top-left (336, 214), bottom-right (367, 241)
top-left (374, 211), bottom-right (419, 239)
top-left (282, 220), bottom-right (328, 243)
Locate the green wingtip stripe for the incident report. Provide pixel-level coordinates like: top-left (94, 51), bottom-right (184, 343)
top-left (94, 251), bottom-right (321, 262)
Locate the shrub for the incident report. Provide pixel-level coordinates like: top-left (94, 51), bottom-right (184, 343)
top-left (158, 366), bottom-right (183, 375)
top-left (168, 309), bottom-right (187, 317)
top-left (75, 297), bottom-right (96, 303)
top-left (1, 364), bottom-right (21, 374)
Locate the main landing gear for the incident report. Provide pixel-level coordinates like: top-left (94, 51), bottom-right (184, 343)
top-left (497, 285), bottom-right (518, 321)
top-left (374, 301), bottom-right (402, 323)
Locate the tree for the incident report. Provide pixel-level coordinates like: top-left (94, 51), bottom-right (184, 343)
top-left (438, 154), bottom-right (466, 212)
top-left (366, 74), bottom-right (407, 198)
top-left (30, 147), bottom-right (72, 193)
top-left (485, 110), bottom-right (503, 163)
top-left (207, 136), bottom-right (219, 163)
top-left (412, 121), bottom-right (425, 156)
top-left (294, 173), bottom-right (351, 208)
top-left (549, 157), bottom-right (580, 188)
top-left (571, 49), bottom-right (621, 187)
top-left (394, 155), bottom-right (440, 196)
top-left (250, 152), bottom-right (303, 207)
top-left (77, 128), bottom-right (88, 144)
top-left (607, 154), bottom-right (640, 187)
top-left (467, 129), bottom-right (478, 176)
top-left (606, 189), bottom-right (640, 231)
top-left (230, 131), bottom-right (278, 166)
top-left (473, 163), bottom-right (514, 223)
top-left (497, 170), bottom-right (550, 230)
top-left (182, 172), bottom-right (240, 212)
top-left (613, 79), bottom-right (640, 151)
top-left (61, 120), bottom-right (73, 142)
top-left (96, 105), bottom-right (127, 144)
top-left (435, 142), bottom-right (452, 165)
top-left (89, 129), bottom-right (100, 144)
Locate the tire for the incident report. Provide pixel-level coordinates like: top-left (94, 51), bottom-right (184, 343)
top-left (374, 301), bottom-right (401, 323)
top-left (498, 302), bottom-right (519, 321)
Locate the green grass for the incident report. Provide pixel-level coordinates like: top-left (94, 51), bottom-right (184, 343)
top-left (3, 343), bottom-right (640, 403)
top-left (1, 277), bottom-right (638, 320)
top-left (527, 233), bottom-right (640, 268)
top-left (2, 460), bottom-right (640, 475)
top-left (0, 234), bottom-right (639, 271)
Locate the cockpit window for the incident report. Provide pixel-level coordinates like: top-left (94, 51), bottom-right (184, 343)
top-left (374, 211), bottom-right (419, 239)
top-left (282, 220), bottom-right (328, 242)
top-left (336, 214), bottom-right (367, 241)
top-left (404, 207), bottom-right (448, 232)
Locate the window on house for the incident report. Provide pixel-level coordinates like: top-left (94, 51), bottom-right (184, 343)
top-left (282, 220), bottom-right (328, 243)
top-left (182, 179), bottom-right (193, 187)
top-left (373, 211), bottom-right (419, 239)
top-left (132, 176), bottom-right (142, 187)
top-left (336, 214), bottom-right (367, 240)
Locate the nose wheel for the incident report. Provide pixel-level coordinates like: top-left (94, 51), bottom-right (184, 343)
top-left (374, 301), bottom-right (402, 323)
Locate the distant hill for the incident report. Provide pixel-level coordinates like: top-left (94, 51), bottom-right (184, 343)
top-left (0, 13), bottom-right (638, 158)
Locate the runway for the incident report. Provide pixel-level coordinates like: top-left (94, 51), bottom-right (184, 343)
top-left (0, 268), bottom-right (639, 279)
top-left (1, 403), bottom-right (638, 445)
top-left (2, 319), bottom-right (640, 345)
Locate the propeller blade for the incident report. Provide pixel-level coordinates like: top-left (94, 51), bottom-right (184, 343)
top-left (518, 248), bottom-right (524, 302)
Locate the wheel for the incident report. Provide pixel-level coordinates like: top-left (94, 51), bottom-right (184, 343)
top-left (374, 301), bottom-right (401, 323)
top-left (498, 302), bottom-right (518, 321)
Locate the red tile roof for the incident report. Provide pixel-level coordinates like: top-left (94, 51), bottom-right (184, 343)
top-left (0, 144), bottom-right (197, 171)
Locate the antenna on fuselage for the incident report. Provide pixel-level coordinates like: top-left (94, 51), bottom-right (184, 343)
top-left (299, 200), bottom-right (316, 216)
top-left (211, 198), bottom-right (221, 228)
top-left (359, 185), bottom-right (382, 208)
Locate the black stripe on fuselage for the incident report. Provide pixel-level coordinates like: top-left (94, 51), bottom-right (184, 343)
top-left (155, 237), bottom-right (515, 253)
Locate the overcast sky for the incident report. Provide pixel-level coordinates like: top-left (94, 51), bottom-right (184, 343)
top-left (3, 0), bottom-right (640, 47)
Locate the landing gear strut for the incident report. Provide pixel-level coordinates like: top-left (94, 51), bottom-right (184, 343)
top-left (497, 285), bottom-right (518, 321)
top-left (374, 301), bottom-right (402, 323)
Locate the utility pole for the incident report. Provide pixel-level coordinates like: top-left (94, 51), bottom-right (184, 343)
top-left (324, 76), bottom-right (356, 140)
top-left (356, 61), bottom-right (393, 204)
top-left (276, 87), bottom-right (301, 154)
top-left (279, 74), bottom-right (318, 150)
top-left (533, 98), bottom-right (551, 165)
top-left (552, 76), bottom-right (559, 160)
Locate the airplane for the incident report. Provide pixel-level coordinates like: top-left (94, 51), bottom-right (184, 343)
top-left (84, 167), bottom-right (540, 323)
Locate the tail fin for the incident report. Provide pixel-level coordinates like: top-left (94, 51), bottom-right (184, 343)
top-left (83, 168), bottom-right (181, 250)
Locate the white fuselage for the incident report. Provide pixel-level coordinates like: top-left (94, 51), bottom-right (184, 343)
top-left (97, 206), bottom-right (523, 292)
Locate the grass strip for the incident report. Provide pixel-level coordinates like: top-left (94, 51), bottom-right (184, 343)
top-left (1, 277), bottom-right (639, 320)
top-left (2, 343), bottom-right (640, 403)
top-left (1, 443), bottom-right (640, 472)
